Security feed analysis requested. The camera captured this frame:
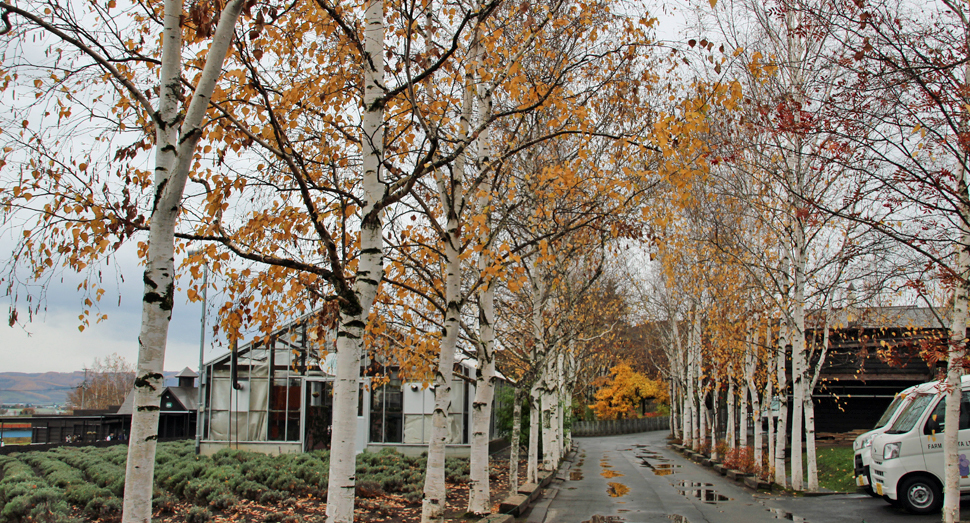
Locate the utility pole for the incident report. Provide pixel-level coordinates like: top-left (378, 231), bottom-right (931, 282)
top-left (81, 367), bottom-right (88, 410)
top-left (188, 249), bottom-right (208, 455)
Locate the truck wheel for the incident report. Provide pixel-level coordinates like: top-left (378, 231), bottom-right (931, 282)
top-left (899, 476), bottom-right (942, 515)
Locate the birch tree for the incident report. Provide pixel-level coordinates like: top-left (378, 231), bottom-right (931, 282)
top-left (0, 0), bottom-right (244, 519)
top-left (806, 0), bottom-right (970, 516)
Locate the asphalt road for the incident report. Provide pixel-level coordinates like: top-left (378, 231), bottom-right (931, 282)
top-left (524, 430), bottom-right (948, 523)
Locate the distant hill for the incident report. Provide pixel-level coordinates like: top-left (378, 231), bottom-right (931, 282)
top-left (0, 371), bottom-right (181, 406)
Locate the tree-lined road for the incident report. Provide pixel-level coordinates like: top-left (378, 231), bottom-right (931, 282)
top-left (527, 431), bottom-right (944, 523)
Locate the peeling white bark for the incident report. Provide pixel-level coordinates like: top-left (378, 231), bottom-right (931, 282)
top-left (774, 316), bottom-right (790, 488)
top-left (943, 221), bottom-right (970, 523)
top-left (510, 387), bottom-right (523, 490)
top-left (325, 1), bottom-right (385, 521)
top-left (765, 378), bottom-right (774, 476)
top-left (122, 2), bottom-right (243, 521)
top-left (527, 384), bottom-right (540, 484)
top-left (727, 380), bottom-right (736, 451)
top-left (421, 162), bottom-right (464, 523)
top-left (466, 28), bottom-right (495, 515)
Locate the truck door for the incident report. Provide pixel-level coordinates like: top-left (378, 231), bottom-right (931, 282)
top-left (921, 393), bottom-right (970, 490)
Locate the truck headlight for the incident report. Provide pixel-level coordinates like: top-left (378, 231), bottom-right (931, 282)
top-left (854, 434), bottom-right (874, 451)
top-left (884, 442), bottom-right (901, 460)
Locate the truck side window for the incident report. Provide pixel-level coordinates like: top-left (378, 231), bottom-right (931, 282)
top-left (923, 396), bottom-right (970, 434)
top-left (925, 399), bottom-right (945, 434)
top-left (961, 396), bottom-right (970, 430)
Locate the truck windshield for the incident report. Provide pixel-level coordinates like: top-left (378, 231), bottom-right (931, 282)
top-left (874, 394), bottom-right (908, 429)
top-left (886, 393), bottom-right (935, 434)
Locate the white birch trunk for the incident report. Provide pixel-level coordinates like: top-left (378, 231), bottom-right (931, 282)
top-left (752, 385), bottom-right (762, 465)
top-left (790, 323), bottom-right (804, 490)
top-left (670, 378), bottom-right (680, 440)
top-left (738, 379), bottom-right (748, 449)
top-left (420, 171), bottom-right (464, 523)
top-left (804, 307), bottom-right (830, 492)
top-left (677, 335), bottom-right (690, 445)
top-left (510, 387), bottom-right (523, 490)
top-left (326, 2), bottom-right (385, 521)
top-left (527, 384), bottom-right (540, 483)
top-left (765, 379), bottom-right (774, 477)
top-left (694, 312), bottom-right (705, 451)
top-left (741, 325), bottom-right (756, 449)
top-left (944, 47), bottom-right (970, 523)
top-left (681, 310), bottom-right (693, 447)
top-left (420, 4), bottom-right (482, 515)
top-left (565, 350), bottom-right (576, 450)
top-left (727, 380), bottom-right (736, 451)
top-left (467, 278), bottom-right (496, 515)
top-left (540, 368), bottom-right (555, 471)
top-left (804, 392), bottom-right (818, 491)
top-left (466, 40), bottom-right (494, 515)
top-left (710, 377), bottom-right (720, 460)
top-left (527, 266), bottom-right (547, 481)
top-left (557, 350), bottom-right (566, 456)
top-left (943, 221), bottom-right (970, 523)
top-left (774, 317), bottom-right (790, 488)
top-left (122, 2), bottom-right (243, 520)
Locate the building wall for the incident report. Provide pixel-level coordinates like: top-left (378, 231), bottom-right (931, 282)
top-left (200, 441), bottom-right (302, 456)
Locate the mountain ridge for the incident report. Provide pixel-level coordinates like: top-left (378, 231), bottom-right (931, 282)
top-left (0, 371), bottom-right (181, 406)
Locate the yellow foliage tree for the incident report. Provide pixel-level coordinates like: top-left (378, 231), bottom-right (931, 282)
top-left (591, 364), bottom-right (669, 420)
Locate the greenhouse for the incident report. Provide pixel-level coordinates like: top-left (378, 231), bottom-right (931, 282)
top-left (200, 313), bottom-right (496, 456)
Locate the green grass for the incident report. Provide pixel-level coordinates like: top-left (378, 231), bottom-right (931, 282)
top-left (784, 446), bottom-right (856, 493)
top-left (815, 446), bottom-right (856, 493)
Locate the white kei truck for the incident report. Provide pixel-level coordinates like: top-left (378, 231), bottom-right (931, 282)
top-left (853, 383), bottom-right (922, 496)
top-left (870, 375), bottom-right (970, 514)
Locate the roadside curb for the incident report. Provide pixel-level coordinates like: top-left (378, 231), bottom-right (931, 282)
top-left (481, 448), bottom-right (574, 522)
top-left (666, 443), bottom-right (851, 496)
top-left (667, 443), bottom-right (771, 492)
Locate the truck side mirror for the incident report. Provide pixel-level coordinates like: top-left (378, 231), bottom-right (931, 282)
top-left (925, 417), bottom-right (941, 435)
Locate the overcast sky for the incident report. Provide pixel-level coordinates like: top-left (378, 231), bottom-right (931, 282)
top-left (3, 241), bottom-right (221, 374)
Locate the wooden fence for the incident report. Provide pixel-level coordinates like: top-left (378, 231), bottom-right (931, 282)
top-left (571, 417), bottom-right (669, 437)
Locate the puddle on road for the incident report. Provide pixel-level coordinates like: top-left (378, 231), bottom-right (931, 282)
top-left (570, 470), bottom-right (584, 481)
top-left (676, 481), bottom-right (728, 503)
top-left (601, 469), bottom-right (624, 478)
top-left (639, 459), bottom-right (680, 475)
top-left (676, 481), bottom-right (713, 488)
top-left (607, 482), bottom-right (630, 497)
top-left (768, 508), bottom-right (808, 522)
top-left (653, 464), bottom-right (679, 476)
top-left (582, 516), bottom-right (624, 523)
top-left (679, 488), bottom-right (730, 503)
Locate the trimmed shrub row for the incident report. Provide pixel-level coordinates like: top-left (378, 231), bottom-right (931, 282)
top-left (0, 440), bottom-right (476, 521)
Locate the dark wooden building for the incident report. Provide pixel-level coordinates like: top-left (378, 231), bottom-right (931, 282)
top-left (116, 367), bottom-right (199, 439)
top-left (809, 306), bottom-right (945, 433)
